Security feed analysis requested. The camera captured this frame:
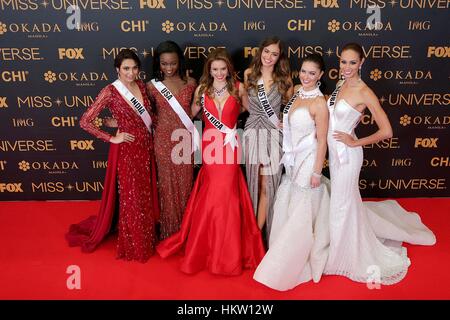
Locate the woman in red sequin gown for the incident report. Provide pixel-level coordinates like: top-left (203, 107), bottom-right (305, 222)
top-left (157, 48), bottom-right (265, 275)
top-left (147, 41), bottom-right (196, 240)
top-left (67, 49), bottom-right (159, 263)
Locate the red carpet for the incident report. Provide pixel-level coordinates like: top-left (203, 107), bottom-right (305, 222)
top-left (0, 199), bottom-right (448, 300)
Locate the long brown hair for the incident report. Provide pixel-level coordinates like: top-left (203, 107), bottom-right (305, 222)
top-left (196, 48), bottom-right (239, 106)
top-left (246, 36), bottom-right (291, 103)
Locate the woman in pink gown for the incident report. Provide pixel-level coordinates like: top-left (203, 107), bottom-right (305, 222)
top-left (157, 48), bottom-right (265, 275)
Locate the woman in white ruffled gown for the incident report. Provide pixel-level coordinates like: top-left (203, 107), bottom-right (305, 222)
top-left (254, 54), bottom-right (331, 291)
top-left (325, 43), bottom-right (436, 285)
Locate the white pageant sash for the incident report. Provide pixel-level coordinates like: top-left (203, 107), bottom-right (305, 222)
top-left (280, 132), bottom-right (317, 168)
top-left (151, 79), bottom-right (200, 153)
top-left (112, 79), bottom-right (152, 133)
top-left (281, 87), bottom-right (322, 167)
top-left (257, 78), bottom-right (280, 128)
top-left (280, 90), bottom-right (300, 167)
top-left (328, 80), bottom-right (343, 110)
top-left (327, 81), bottom-right (348, 164)
top-left (201, 94), bottom-right (238, 150)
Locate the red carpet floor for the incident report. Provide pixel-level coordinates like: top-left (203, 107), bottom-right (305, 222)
top-left (0, 198), bottom-right (448, 300)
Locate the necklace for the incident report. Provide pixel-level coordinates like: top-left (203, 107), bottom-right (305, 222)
top-left (298, 86), bottom-right (322, 99)
top-left (213, 84), bottom-right (227, 97)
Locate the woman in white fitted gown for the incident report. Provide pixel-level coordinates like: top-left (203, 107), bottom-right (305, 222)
top-left (324, 43), bottom-right (436, 285)
top-left (254, 54), bottom-right (331, 291)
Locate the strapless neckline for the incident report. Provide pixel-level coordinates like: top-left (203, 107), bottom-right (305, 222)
top-left (337, 99), bottom-right (362, 115)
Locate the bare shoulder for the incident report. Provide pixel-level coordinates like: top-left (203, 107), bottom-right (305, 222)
top-left (316, 95), bottom-right (327, 106)
top-left (187, 76), bottom-right (197, 86)
top-left (313, 96), bottom-right (328, 112)
top-left (360, 83), bottom-right (379, 103)
top-left (244, 68), bottom-right (252, 81)
top-left (193, 85), bottom-right (202, 96)
top-left (293, 84), bottom-right (301, 92)
top-left (146, 80), bottom-right (154, 90)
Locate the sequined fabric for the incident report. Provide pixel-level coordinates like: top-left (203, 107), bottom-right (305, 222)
top-left (79, 80), bottom-right (159, 262)
top-left (244, 86), bottom-right (283, 242)
top-left (148, 82), bottom-right (196, 240)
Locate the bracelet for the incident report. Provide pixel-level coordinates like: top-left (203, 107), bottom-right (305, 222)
top-left (312, 172), bottom-right (322, 178)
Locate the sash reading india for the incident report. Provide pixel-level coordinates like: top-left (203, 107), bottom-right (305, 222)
top-left (201, 94), bottom-right (238, 150)
top-left (151, 79), bottom-right (200, 153)
top-left (112, 79), bottom-right (152, 133)
top-left (257, 78), bottom-right (280, 128)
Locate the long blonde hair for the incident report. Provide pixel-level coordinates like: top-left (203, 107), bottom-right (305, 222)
top-left (246, 36), bottom-right (291, 103)
top-left (196, 48), bottom-right (239, 105)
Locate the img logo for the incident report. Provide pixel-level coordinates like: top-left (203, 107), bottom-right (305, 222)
top-left (243, 21), bottom-right (265, 31)
top-left (12, 118), bottom-right (34, 127)
top-left (408, 20), bottom-right (431, 31)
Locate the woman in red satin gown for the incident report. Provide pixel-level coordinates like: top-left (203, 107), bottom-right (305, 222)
top-left (157, 48), bottom-right (265, 275)
top-left (66, 49), bottom-right (159, 263)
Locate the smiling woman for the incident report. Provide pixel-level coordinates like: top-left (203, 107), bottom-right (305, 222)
top-left (157, 48), bottom-right (265, 276)
top-left (146, 41), bottom-right (197, 241)
top-left (66, 49), bottom-right (160, 263)
top-left (243, 36), bottom-right (293, 245)
top-left (324, 42), bottom-right (436, 285)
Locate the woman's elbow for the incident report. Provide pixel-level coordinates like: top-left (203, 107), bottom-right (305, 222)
top-left (79, 116), bottom-right (89, 131)
top-left (382, 128), bottom-right (393, 140)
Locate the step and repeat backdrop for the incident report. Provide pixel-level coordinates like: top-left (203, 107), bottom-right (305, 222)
top-left (0, 0), bottom-right (449, 200)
